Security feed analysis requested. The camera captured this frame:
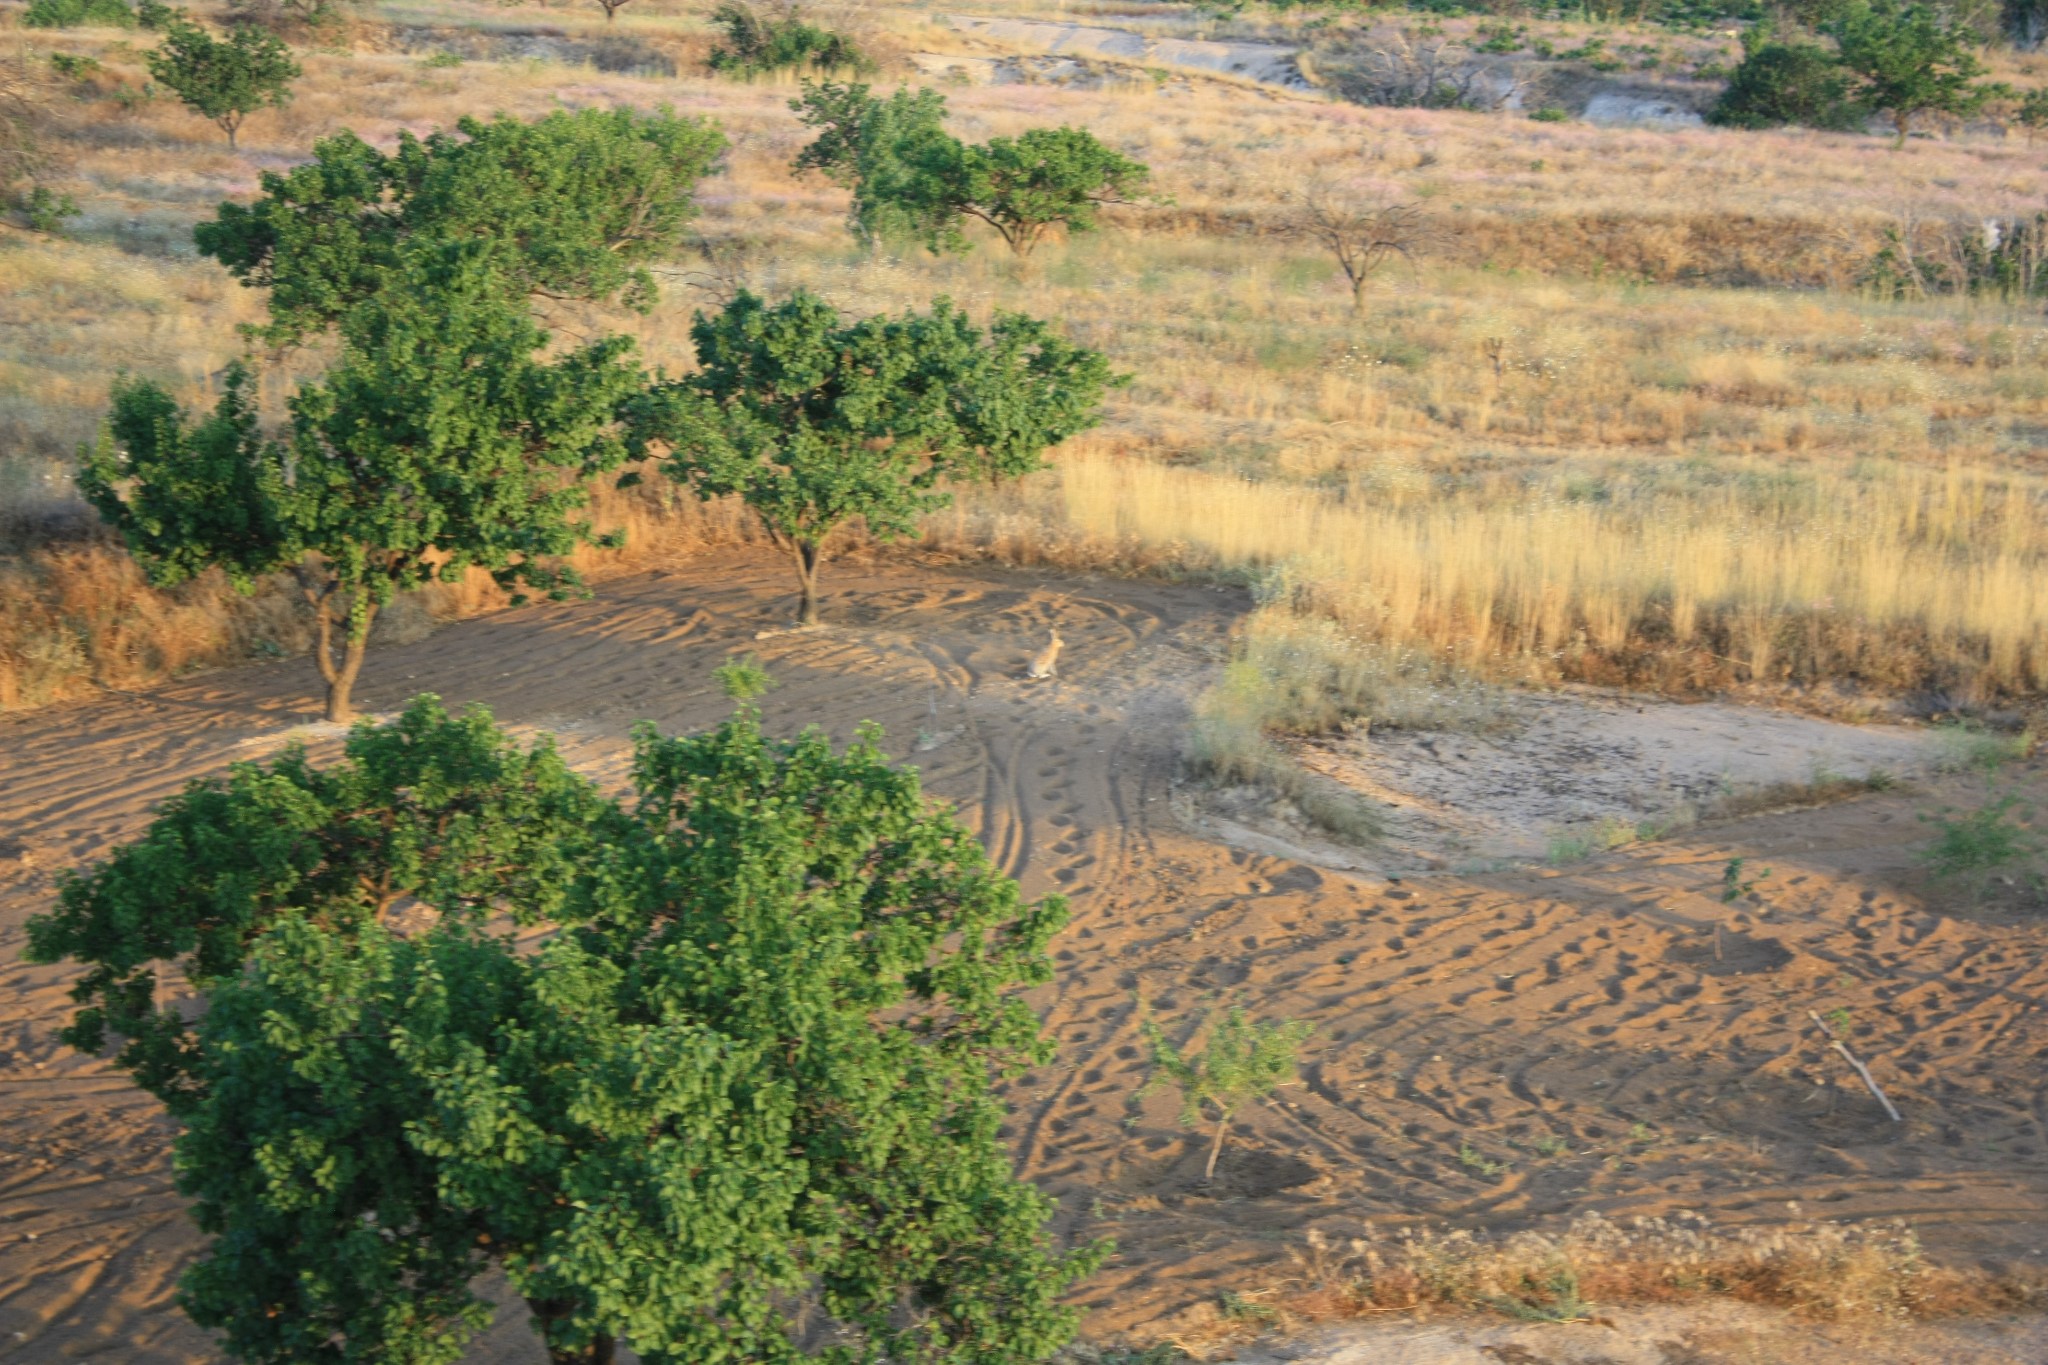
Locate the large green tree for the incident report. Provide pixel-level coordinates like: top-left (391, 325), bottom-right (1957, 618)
top-left (31, 696), bottom-right (1100, 1365)
top-left (791, 81), bottom-right (1148, 257)
top-left (146, 14), bottom-right (298, 149)
top-left (25, 695), bottom-right (613, 1107)
top-left (81, 241), bottom-right (645, 721)
top-left (195, 106), bottom-right (727, 345)
top-left (627, 289), bottom-right (1119, 626)
top-left (1826, 0), bottom-right (2006, 145)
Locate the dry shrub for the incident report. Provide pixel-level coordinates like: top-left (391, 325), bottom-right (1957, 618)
top-left (0, 475), bottom-right (762, 712)
top-left (1264, 1215), bottom-right (2040, 1330)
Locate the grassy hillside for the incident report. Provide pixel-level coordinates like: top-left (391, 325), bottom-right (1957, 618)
top-left (3, 0), bottom-right (2045, 711)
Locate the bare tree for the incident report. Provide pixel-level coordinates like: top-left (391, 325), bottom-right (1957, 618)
top-left (1332, 32), bottom-right (1518, 111)
top-left (1288, 179), bottom-right (1430, 314)
top-left (1, 47), bottom-right (65, 206)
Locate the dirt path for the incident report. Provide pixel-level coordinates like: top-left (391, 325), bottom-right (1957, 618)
top-left (3, 549), bottom-right (2047, 1361)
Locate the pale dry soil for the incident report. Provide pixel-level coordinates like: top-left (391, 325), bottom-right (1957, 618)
top-left (2, 549), bottom-right (2047, 1362)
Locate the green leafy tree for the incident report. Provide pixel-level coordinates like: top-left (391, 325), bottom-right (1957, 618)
top-left (707, 0), bottom-right (866, 75)
top-left (1826, 0), bottom-right (2007, 145)
top-left (1141, 1007), bottom-right (1311, 1181)
top-left (627, 289), bottom-right (1119, 626)
top-left (25, 695), bottom-right (614, 1108)
top-left (146, 14), bottom-right (298, 148)
top-left (791, 81), bottom-right (1149, 256)
top-left (81, 242), bottom-right (644, 721)
top-left (33, 696), bottom-right (1102, 1364)
top-left (960, 127), bottom-right (1151, 257)
top-left (792, 80), bottom-right (964, 250)
top-left (194, 107), bottom-right (727, 346)
top-left (1708, 27), bottom-right (1865, 130)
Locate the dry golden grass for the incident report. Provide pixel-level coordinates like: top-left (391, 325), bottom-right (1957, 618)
top-left (3, 1), bottom-right (2045, 713)
top-left (1151, 1216), bottom-right (2045, 1359)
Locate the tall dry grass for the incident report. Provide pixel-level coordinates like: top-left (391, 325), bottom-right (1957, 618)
top-left (1042, 451), bottom-right (2048, 703)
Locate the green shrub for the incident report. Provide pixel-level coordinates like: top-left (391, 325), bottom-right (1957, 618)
top-left (1920, 793), bottom-right (2040, 896)
top-left (1708, 34), bottom-right (1865, 129)
top-left (25, 185), bottom-right (80, 233)
top-left (24, 0), bottom-right (137, 28)
top-left (1529, 105), bottom-right (1571, 121)
top-left (706, 1), bottom-right (866, 77)
top-left (49, 52), bottom-right (105, 78)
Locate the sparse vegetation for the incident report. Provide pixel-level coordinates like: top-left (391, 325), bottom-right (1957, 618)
top-left (1141, 1007), bottom-right (1311, 1181)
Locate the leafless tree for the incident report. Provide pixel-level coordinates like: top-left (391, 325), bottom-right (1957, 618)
top-left (1288, 179), bottom-right (1431, 314)
top-left (1, 48), bottom-right (64, 206)
top-left (1334, 32), bottom-right (1518, 111)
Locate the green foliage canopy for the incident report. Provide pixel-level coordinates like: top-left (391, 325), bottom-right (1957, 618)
top-left (1708, 26), bottom-right (1865, 129)
top-left (146, 14), bottom-right (298, 148)
top-left (23, 0), bottom-right (138, 29)
top-left (1826, 0), bottom-right (2005, 143)
top-left (81, 241), bottom-right (645, 720)
top-left (707, 1), bottom-right (867, 77)
top-left (25, 695), bottom-right (612, 1107)
top-left (627, 288), bottom-right (1119, 624)
top-left (194, 107), bottom-right (727, 345)
top-left (792, 81), bottom-right (1149, 256)
top-left (31, 696), bottom-right (1101, 1364)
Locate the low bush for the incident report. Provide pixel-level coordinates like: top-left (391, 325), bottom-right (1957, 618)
top-left (706, 1), bottom-right (866, 77)
top-left (23, 0), bottom-right (136, 28)
top-left (1709, 34), bottom-right (1865, 130)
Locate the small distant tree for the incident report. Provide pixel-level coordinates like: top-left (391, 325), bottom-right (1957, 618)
top-left (1708, 26), bottom-right (1865, 130)
top-left (627, 289), bottom-right (1118, 627)
top-left (707, 0), bottom-right (866, 75)
top-left (195, 107), bottom-right (727, 345)
top-left (791, 80), bottom-right (1150, 257)
top-left (1826, 0), bottom-right (2007, 146)
top-left (959, 127), bottom-right (1151, 257)
top-left (146, 15), bottom-right (298, 148)
top-left (31, 696), bottom-right (1103, 1364)
top-left (81, 244), bottom-right (644, 722)
top-left (1141, 1008), bottom-right (1312, 1182)
top-left (1288, 178), bottom-right (1429, 314)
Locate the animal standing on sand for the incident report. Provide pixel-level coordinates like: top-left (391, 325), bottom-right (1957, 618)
top-left (1025, 628), bottom-right (1064, 680)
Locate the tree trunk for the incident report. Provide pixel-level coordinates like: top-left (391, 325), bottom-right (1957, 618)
top-left (326, 620), bottom-right (372, 724)
top-left (793, 540), bottom-right (824, 627)
top-left (1350, 276), bottom-right (1368, 315)
top-left (310, 592), bottom-right (376, 724)
top-left (1892, 111), bottom-right (1910, 149)
top-left (527, 1297), bottom-right (616, 1365)
top-left (1204, 1111), bottom-right (1231, 1182)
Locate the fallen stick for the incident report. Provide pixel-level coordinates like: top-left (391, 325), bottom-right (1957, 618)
top-left (1807, 1010), bottom-right (1903, 1123)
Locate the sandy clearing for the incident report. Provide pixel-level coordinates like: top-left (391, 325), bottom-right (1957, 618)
top-left (2, 547), bottom-right (2046, 1362)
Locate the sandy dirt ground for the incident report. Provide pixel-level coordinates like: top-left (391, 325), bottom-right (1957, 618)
top-left (4, 548), bottom-right (2048, 1362)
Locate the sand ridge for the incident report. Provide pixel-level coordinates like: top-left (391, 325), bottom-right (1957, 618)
top-left (2, 548), bottom-right (2046, 1362)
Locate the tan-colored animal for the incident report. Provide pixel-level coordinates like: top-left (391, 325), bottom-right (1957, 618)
top-left (1025, 629), bottom-right (1064, 680)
